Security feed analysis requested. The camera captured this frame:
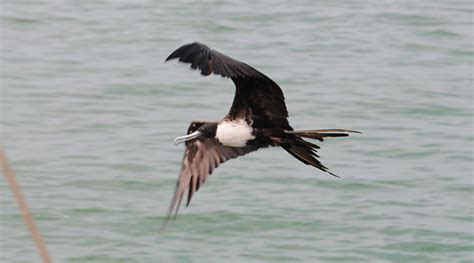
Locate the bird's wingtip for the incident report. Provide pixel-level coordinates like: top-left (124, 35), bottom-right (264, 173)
top-left (328, 171), bottom-right (340, 178)
top-left (164, 53), bottom-right (177, 62)
top-left (165, 42), bottom-right (209, 63)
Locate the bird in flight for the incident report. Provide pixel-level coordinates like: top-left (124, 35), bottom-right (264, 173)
top-left (163, 42), bottom-right (359, 224)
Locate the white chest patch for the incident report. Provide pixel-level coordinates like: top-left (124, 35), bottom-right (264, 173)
top-left (216, 120), bottom-right (255, 147)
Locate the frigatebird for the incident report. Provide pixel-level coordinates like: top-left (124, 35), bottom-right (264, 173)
top-left (164, 42), bottom-right (359, 222)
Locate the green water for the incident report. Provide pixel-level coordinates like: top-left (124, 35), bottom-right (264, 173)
top-left (1, 1), bottom-right (473, 262)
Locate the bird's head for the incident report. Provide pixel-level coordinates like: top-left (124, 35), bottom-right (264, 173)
top-left (174, 122), bottom-right (218, 145)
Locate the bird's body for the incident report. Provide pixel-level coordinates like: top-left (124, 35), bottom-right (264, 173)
top-left (164, 42), bottom-right (359, 224)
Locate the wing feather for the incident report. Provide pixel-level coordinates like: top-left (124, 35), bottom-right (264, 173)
top-left (166, 42), bottom-right (292, 130)
top-left (162, 121), bottom-right (258, 228)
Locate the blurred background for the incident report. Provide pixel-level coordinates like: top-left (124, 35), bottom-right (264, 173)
top-left (1, 1), bottom-right (472, 262)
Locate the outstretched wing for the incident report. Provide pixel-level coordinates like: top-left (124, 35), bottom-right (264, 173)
top-left (165, 42), bottom-right (292, 130)
top-left (163, 121), bottom-right (257, 227)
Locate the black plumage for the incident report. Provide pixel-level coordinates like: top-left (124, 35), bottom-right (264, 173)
top-left (162, 42), bottom-right (360, 227)
top-left (166, 42), bottom-right (291, 129)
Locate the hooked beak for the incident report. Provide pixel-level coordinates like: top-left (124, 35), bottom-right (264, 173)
top-left (173, 131), bottom-right (202, 145)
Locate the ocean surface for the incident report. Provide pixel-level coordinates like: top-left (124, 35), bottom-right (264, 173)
top-left (1, 1), bottom-right (473, 262)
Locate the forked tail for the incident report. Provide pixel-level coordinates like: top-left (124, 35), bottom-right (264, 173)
top-left (287, 129), bottom-right (361, 141)
top-left (281, 129), bottom-right (361, 177)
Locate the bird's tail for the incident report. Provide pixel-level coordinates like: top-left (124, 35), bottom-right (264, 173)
top-left (281, 129), bottom-right (360, 177)
top-left (286, 129), bottom-right (361, 141)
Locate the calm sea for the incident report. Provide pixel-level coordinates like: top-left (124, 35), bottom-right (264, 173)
top-left (1, 1), bottom-right (473, 262)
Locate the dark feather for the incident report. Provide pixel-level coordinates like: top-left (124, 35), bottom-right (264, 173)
top-left (161, 121), bottom-right (258, 229)
top-left (287, 129), bottom-right (361, 141)
top-left (281, 134), bottom-right (339, 178)
top-left (165, 42), bottom-right (292, 130)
